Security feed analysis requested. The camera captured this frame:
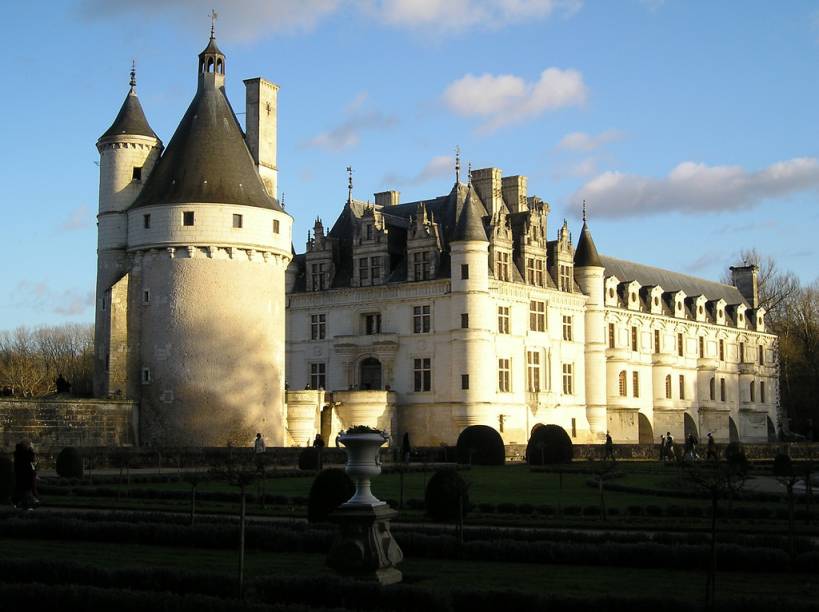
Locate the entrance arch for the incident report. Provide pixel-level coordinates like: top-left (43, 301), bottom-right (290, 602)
top-left (684, 413), bottom-right (698, 440)
top-left (359, 357), bottom-right (382, 390)
top-left (638, 413), bottom-right (654, 444)
top-left (728, 416), bottom-right (740, 442)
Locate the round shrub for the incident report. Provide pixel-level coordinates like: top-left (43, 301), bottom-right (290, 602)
top-left (456, 426), bottom-right (505, 466)
top-left (424, 469), bottom-right (469, 522)
top-left (0, 454), bottom-right (13, 503)
top-left (526, 424), bottom-right (572, 465)
top-left (298, 447), bottom-right (320, 471)
top-left (56, 447), bottom-right (83, 479)
top-left (307, 468), bottom-right (354, 523)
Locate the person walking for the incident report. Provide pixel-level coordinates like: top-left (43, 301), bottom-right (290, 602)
top-left (665, 432), bottom-right (676, 462)
top-left (604, 432), bottom-right (615, 463)
top-left (706, 432), bottom-right (717, 461)
top-left (659, 434), bottom-right (666, 461)
top-left (13, 441), bottom-right (37, 509)
top-left (254, 433), bottom-right (266, 473)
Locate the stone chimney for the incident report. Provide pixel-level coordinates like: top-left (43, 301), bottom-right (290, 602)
top-left (244, 77), bottom-right (278, 198)
top-left (730, 264), bottom-right (759, 308)
top-left (374, 190), bottom-right (400, 206)
top-left (471, 167), bottom-right (503, 216)
top-left (501, 175), bottom-right (528, 213)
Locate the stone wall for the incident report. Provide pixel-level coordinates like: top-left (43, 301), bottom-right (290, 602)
top-left (0, 398), bottom-right (137, 451)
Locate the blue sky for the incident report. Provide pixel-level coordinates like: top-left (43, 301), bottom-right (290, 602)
top-left (3, 0), bottom-right (818, 329)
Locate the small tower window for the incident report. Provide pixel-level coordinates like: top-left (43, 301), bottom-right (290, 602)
top-left (461, 313), bottom-right (469, 329)
top-left (273, 219), bottom-right (280, 234)
top-left (132, 166), bottom-right (142, 181)
top-left (143, 214), bottom-right (151, 229)
top-left (141, 367), bottom-right (151, 384)
top-left (183, 211), bottom-right (195, 226)
top-left (461, 374), bottom-right (469, 390)
top-left (461, 264), bottom-right (469, 280)
top-left (233, 214), bottom-right (243, 229)
top-left (142, 289), bottom-right (150, 305)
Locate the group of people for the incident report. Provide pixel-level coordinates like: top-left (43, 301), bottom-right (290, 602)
top-left (660, 431), bottom-right (718, 462)
top-left (12, 441), bottom-right (39, 509)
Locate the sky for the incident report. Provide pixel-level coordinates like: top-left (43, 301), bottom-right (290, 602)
top-left (2, 0), bottom-right (818, 330)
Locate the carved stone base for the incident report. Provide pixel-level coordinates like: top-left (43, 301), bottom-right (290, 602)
top-left (326, 503), bottom-right (403, 585)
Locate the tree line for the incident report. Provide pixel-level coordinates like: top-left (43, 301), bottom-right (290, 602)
top-left (0, 324), bottom-right (94, 398)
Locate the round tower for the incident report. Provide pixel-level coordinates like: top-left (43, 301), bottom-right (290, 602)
top-left (573, 214), bottom-right (607, 439)
top-left (94, 64), bottom-right (162, 398)
top-left (126, 33), bottom-right (293, 446)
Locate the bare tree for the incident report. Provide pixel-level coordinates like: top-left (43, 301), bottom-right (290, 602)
top-left (722, 248), bottom-right (800, 324)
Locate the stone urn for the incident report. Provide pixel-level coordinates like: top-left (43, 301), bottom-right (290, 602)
top-left (338, 428), bottom-right (389, 506)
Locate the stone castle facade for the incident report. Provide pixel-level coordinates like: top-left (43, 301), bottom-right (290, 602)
top-left (95, 37), bottom-right (779, 448)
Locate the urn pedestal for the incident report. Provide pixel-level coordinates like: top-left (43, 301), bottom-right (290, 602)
top-left (326, 430), bottom-right (403, 584)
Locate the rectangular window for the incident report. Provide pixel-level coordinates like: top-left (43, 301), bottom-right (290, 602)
top-left (132, 166), bottom-right (142, 181)
top-left (413, 305), bottom-right (431, 333)
top-left (273, 219), bottom-right (280, 234)
top-left (311, 263), bottom-right (326, 291)
top-left (460, 313), bottom-right (469, 329)
top-left (631, 326), bottom-right (638, 352)
top-left (699, 336), bottom-right (704, 358)
top-left (559, 265), bottom-right (572, 292)
top-left (619, 371), bottom-right (627, 396)
top-left (364, 313), bottom-right (381, 335)
top-left (719, 339), bottom-right (725, 361)
top-left (413, 358), bottom-right (431, 392)
top-left (654, 329), bottom-right (660, 354)
top-left (750, 381), bottom-right (755, 402)
top-left (562, 363), bottom-right (574, 395)
top-left (758, 345), bottom-right (764, 365)
top-left (739, 341), bottom-right (745, 363)
top-left (366, 224), bottom-right (373, 240)
top-left (461, 374), bottom-right (469, 390)
top-left (461, 264), bottom-right (469, 280)
top-left (571, 417), bottom-right (577, 438)
top-left (679, 375), bottom-right (685, 400)
top-left (498, 306), bottom-right (510, 334)
top-left (562, 315), bottom-right (573, 341)
top-left (233, 213), bottom-right (243, 229)
top-left (526, 258), bottom-right (535, 284)
top-left (527, 351), bottom-right (541, 392)
top-left (183, 211), bottom-right (195, 226)
top-left (370, 256), bottom-right (381, 283)
top-left (309, 363), bottom-right (326, 390)
top-left (359, 257), bottom-right (369, 284)
top-left (665, 375), bottom-right (672, 399)
top-left (720, 378), bottom-right (726, 402)
top-left (608, 323), bottom-right (616, 349)
top-left (310, 313), bottom-right (326, 340)
top-left (535, 260), bottom-right (544, 287)
top-left (413, 251), bottom-right (431, 281)
top-left (677, 333), bottom-right (684, 357)
top-left (529, 300), bottom-right (545, 332)
top-left (142, 289), bottom-right (150, 305)
top-left (143, 214), bottom-right (151, 229)
top-left (632, 371), bottom-right (640, 398)
top-left (761, 381), bottom-right (766, 403)
top-left (141, 367), bottom-right (151, 384)
top-left (496, 251), bottom-right (510, 281)
top-left (498, 358), bottom-right (511, 392)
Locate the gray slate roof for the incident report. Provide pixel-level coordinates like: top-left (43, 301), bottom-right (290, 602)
top-left (99, 90), bottom-right (158, 141)
top-left (574, 222), bottom-right (602, 267)
top-left (452, 184), bottom-right (488, 242)
top-left (600, 255), bottom-right (746, 305)
top-left (131, 78), bottom-right (279, 210)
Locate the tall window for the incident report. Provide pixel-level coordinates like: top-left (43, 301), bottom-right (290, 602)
top-left (311, 263), bottom-right (326, 291)
top-left (460, 313), bottom-right (469, 329)
top-left (498, 358), bottom-right (511, 392)
top-left (709, 377), bottom-right (715, 401)
top-left (760, 381), bottom-right (766, 403)
top-left (309, 363), bottom-right (326, 390)
top-left (758, 345), bottom-right (764, 365)
top-left (529, 301), bottom-right (545, 332)
top-left (413, 358), bottom-right (431, 392)
top-left (370, 256), bottom-right (381, 283)
top-left (461, 264), bottom-right (469, 280)
top-left (739, 341), bottom-right (745, 363)
top-left (498, 306), bottom-right (510, 334)
top-left (359, 257), bottom-right (369, 284)
top-left (654, 329), bottom-right (661, 354)
top-left (699, 336), bottom-right (705, 359)
top-left (618, 370), bottom-right (627, 397)
top-left (665, 375), bottom-right (672, 399)
top-left (526, 259), bottom-right (545, 286)
top-left (562, 363), bottom-right (574, 395)
top-left (562, 316), bottom-right (573, 341)
top-left (143, 214), bottom-right (151, 229)
top-left (461, 374), bottom-right (469, 390)
top-left (677, 333), bottom-right (684, 357)
top-left (631, 326), bottom-right (638, 352)
top-left (310, 314), bottom-right (326, 340)
top-left (750, 381), bottom-right (755, 402)
top-left (679, 375), bottom-right (685, 400)
top-left (413, 305), bottom-right (431, 333)
top-left (719, 339), bottom-right (725, 361)
top-left (363, 313), bottom-right (381, 335)
top-left (273, 219), bottom-right (280, 234)
top-left (527, 351), bottom-right (540, 392)
top-left (608, 323), bottom-right (615, 349)
top-left (720, 378), bottom-right (726, 402)
top-left (413, 251), bottom-right (431, 281)
top-left (559, 264), bottom-right (572, 291)
top-left (496, 251), bottom-right (510, 281)
top-left (535, 259), bottom-right (544, 287)
top-left (632, 371), bottom-right (640, 398)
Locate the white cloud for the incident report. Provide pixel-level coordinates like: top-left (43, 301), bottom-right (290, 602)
top-left (383, 154), bottom-right (454, 186)
top-left (571, 157), bottom-right (819, 218)
top-left (443, 68), bottom-right (587, 132)
top-left (304, 92), bottom-right (397, 151)
top-left (556, 129), bottom-right (624, 152)
top-left (59, 205), bottom-right (93, 231)
top-left (15, 281), bottom-right (95, 318)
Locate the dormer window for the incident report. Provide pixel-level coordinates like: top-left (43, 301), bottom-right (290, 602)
top-left (366, 224), bottom-right (373, 240)
top-left (559, 264), bottom-right (572, 291)
top-left (496, 252), bottom-right (511, 282)
top-left (413, 251), bottom-right (431, 281)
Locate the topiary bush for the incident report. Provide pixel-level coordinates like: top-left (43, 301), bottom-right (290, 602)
top-left (455, 425), bottom-right (505, 466)
top-left (725, 442), bottom-right (749, 474)
top-left (297, 447), bottom-right (320, 471)
top-left (424, 469), bottom-right (469, 522)
top-left (56, 447), bottom-right (83, 479)
top-left (526, 424), bottom-right (573, 465)
top-left (307, 468), bottom-right (354, 523)
top-left (0, 454), bottom-right (13, 503)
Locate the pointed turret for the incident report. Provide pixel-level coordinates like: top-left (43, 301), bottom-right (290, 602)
top-left (574, 223), bottom-right (602, 267)
top-left (98, 63), bottom-right (158, 142)
top-left (452, 184), bottom-right (488, 242)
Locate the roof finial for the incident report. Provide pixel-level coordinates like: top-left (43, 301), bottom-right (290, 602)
top-left (468, 161), bottom-right (472, 185)
top-left (582, 199), bottom-right (587, 223)
top-left (209, 8), bottom-right (218, 39)
top-left (280, 192), bottom-right (285, 209)
top-left (455, 145), bottom-right (461, 184)
top-left (346, 165), bottom-right (353, 203)
top-left (129, 60), bottom-right (136, 91)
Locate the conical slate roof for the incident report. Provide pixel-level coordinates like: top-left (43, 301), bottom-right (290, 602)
top-left (574, 222), bottom-right (602, 267)
top-left (99, 90), bottom-right (158, 141)
top-left (452, 183), bottom-right (488, 242)
top-left (131, 79), bottom-right (279, 210)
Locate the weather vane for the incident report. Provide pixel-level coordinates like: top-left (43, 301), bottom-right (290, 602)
top-left (346, 166), bottom-right (353, 201)
top-left (582, 199), bottom-right (587, 223)
top-left (210, 9), bottom-right (218, 38)
top-left (129, 59), bottom-right (136, 90)
top-left (455, 145), bottom-right (461, 183)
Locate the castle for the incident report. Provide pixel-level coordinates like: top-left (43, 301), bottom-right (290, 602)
top-left (94, 35), bottom-right (779, 449)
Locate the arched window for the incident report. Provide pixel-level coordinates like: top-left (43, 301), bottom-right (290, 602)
top-left (207, 57), bottom-right (215, 73)
top-left (618, 370), bottom-right (627, 397)
top-left (720, 378), bottom-right (726, 402)
top-left (216, 58), bottom-right (224, 74)
top-left (709, 377), bottom-right (715, 401)
top-left (750, 381), bottom-right (755, 402)
top-left (665, 375), bottom-right (672, 399)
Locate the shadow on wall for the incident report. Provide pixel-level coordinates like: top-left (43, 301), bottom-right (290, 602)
top-left (140, 313), bottom-right (284, 448)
